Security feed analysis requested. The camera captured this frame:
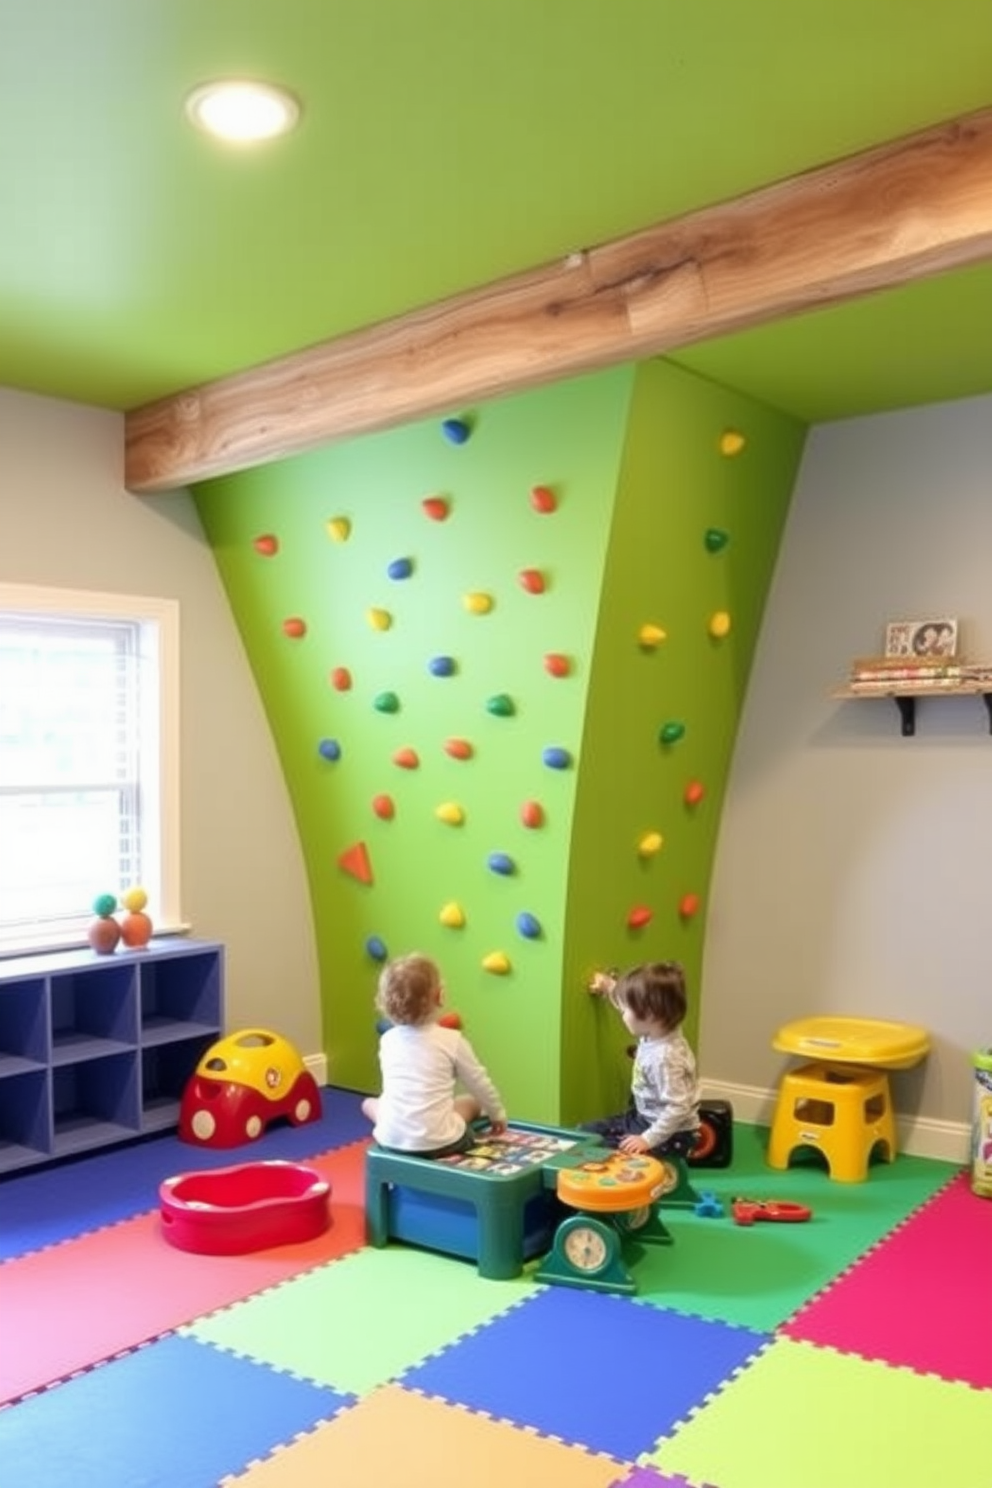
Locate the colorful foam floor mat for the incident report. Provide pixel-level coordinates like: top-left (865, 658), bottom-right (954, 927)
top-left (0, 1095), bottom-right (989, 1488)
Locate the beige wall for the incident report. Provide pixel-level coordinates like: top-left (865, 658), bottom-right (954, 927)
top-left (703, 391), bottom-right (992, 1146)
top-left (0, 387), bottom-right (321, 1058)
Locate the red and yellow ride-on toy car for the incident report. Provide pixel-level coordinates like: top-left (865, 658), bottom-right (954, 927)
top-left (179, 1028), bottom-right (322, 1149)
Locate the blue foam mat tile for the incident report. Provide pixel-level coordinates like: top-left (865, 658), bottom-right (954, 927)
top-left (401, 1285), bottom-right (768, 1462)
top-left (0, 1332), bottom-right (352, 1488)
top-left (0, 1086), bottom-right (368, 1261)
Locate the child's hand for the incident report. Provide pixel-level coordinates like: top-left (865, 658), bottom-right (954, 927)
top-left (588, 969), bottom-right (618, 996)
top-left (487, 1117), bottom-right (507, 1136)
top-left (619, 1133), bottom-right (650, 1155)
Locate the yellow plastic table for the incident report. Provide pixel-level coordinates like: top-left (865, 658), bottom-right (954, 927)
top-left (772, 1015), bottom-right (930, 1070)
top-left (768, 1016), bottom-right (930, 1182)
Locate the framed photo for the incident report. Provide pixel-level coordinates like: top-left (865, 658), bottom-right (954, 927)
top-left (884, 617), bottom-right (958, 660)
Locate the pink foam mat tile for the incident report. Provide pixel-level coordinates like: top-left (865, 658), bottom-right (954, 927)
top-left (0, 1143), bottom-right (368, 1406)
top-left (782, 1171), bottom-right (992, 1387)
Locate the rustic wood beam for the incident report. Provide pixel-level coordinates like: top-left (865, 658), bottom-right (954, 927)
top-left (125, 106), bottom-right (992, 492)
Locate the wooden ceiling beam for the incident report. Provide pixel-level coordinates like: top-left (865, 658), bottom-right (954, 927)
top-left (125, 105), bottom-right (992, 492)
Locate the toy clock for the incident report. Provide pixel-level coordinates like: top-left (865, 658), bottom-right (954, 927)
top-left (535, 1150), bottom-right (676, 1295)
top-left (540, 1212), bottom-right (636, 1294)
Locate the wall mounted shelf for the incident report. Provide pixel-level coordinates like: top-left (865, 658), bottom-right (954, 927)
top-left (0, 937), bottom-right (222, 1174)
top-left (832, 682), bottom-right (992, 737)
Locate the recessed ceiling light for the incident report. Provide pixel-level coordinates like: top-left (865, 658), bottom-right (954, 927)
top-left (184, 80), bottom-right (300, 143)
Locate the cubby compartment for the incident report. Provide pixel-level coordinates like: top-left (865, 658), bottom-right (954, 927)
top-left (141, 1034), bottom-right (217, 1131)
top-left (140, 950), bottom-right (221, 1046)
top-left (50, 963), bottom-right (138, 1065)
top-left (0, 976), bottom-right (48, 1078)
top-left (52, 1052), bottom-right (141, 1157)
top-left (0, 1070), bottom-right (50, 1173)
top-left (0, 938), bottom-right (223, 1173)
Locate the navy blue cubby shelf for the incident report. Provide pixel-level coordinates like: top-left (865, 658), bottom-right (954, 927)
top-left (0, 938), bottom-right (223, 1174)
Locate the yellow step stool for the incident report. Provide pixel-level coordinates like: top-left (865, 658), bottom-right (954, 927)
top-left (768, 1016), bottom-right (930, 1184)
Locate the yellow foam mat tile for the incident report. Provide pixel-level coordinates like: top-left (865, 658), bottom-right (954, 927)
top-left (222, 1382), bottom-right (623, 1488)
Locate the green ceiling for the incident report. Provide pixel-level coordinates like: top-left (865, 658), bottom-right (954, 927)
top-left (3, 0), bottom-right (992, 423)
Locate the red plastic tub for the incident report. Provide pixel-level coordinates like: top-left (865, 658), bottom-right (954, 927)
top-left (159, 1159), bottom-right (331, 1255)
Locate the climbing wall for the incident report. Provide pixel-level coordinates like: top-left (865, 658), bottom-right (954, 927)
top-left (194, 361), bottom-right (806, 1122)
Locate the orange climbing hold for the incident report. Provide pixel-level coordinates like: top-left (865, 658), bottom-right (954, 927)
top-left (338, 842), bottom-right (373, 885)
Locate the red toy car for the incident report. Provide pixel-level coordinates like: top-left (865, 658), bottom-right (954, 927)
top-left (179, 1029), bottom-right (322, 1149)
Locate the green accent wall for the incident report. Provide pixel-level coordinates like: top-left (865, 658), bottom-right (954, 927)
top-left (193, 359), bottom-right (805, 1123)
top-left (563, 360), bottom-right (806, 1125)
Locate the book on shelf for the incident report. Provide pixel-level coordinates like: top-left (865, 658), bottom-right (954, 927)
top-left (846, 675), bottom-right (966, 693)
top-left (850, 664), bottom-right (964, 683)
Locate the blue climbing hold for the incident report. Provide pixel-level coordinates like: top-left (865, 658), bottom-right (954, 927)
top-left (366, 935), bottom-right (388, 962)
top-left (442, 417), bottom-right (471, 444)
top-left (516, 911), bottom-right (541, 939)
top-left (487, 852), bottom-right (515, 876)
top-left (387, 556), bottom-right (414, 580)
top-left (542, 746), bottom-right (572, 770)
top-left (428, 655), bottom-right (456, 677)
top-left (318, 738), bottom-right (342, 761)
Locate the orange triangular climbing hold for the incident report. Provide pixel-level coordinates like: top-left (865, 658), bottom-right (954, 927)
top-left (338, 841), bottom-right (373, 885)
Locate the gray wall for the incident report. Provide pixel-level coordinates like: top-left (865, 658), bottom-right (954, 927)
top-left (0, 387), bottom-right (321, 1058)
top-left (703, 391), bottom-right (992, 1148)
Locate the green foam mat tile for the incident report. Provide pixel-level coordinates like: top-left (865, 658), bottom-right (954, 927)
top-left (183, 1245), bottom-right (532, 1397)
top-left (645, 1336), bottom-right (991, 1488)
top-left (630, 1125), bottom-right (957, 1330)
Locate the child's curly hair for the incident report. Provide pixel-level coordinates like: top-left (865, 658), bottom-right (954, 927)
top-left (376, 953), bottom-right (441, 1026)
top-left (613, 961), bottom-right (687, 1030)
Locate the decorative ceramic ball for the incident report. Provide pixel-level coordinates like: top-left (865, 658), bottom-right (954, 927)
top-left (88, 915), bottom-right (121, 955)
top-left (120, 911), bottom-right (153, 948)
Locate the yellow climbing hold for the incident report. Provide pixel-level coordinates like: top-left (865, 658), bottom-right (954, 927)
top-left (709, 611), bottom-right (732, 639)
top-left (326, 516), bottom-right (351, 541)
top-left (435, 802), bottom-right (465, 826)
top-left (367, 607), bottom-right (392, 631)
top-left (463, 591), bottom-right (494, 615)
top-left (639, 624), bottom-right (667, 648)
top-left (638, 831), bottom-right (664, 857)
top-left (719, 430), bottom-right (746, 457)
top-left (482, 951), bottom-right (511, 975)
top-left (439, 901), bottom-right (466, 928)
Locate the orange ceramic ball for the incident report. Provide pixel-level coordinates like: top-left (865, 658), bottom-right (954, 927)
top-left (120, 911), bottom-right (153, 948)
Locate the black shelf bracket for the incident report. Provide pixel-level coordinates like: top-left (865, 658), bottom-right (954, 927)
top-left (894, 697), bottom-right (916, 737)
top-left (891, 692), bottom-right (992, 737)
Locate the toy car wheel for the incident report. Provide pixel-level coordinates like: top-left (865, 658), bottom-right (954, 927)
top-left (293, 1098), bottom-right (314, 1124)
top-left (189, 1109), bottom-right (216, 1142)
top-left (245, 1116), bottom-right (263, 1140)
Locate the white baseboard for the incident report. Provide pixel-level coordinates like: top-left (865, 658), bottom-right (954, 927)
top-left (304, 1051), bottom-right (328, 1087)
top-left (701, 1078), bottom-right (971, 1166)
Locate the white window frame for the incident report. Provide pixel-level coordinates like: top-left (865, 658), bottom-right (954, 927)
top-left (0, 583), bottom-right (182, 957)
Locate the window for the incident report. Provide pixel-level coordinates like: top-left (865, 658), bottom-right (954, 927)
top-left (0, 584), bottom-right (181, 955)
